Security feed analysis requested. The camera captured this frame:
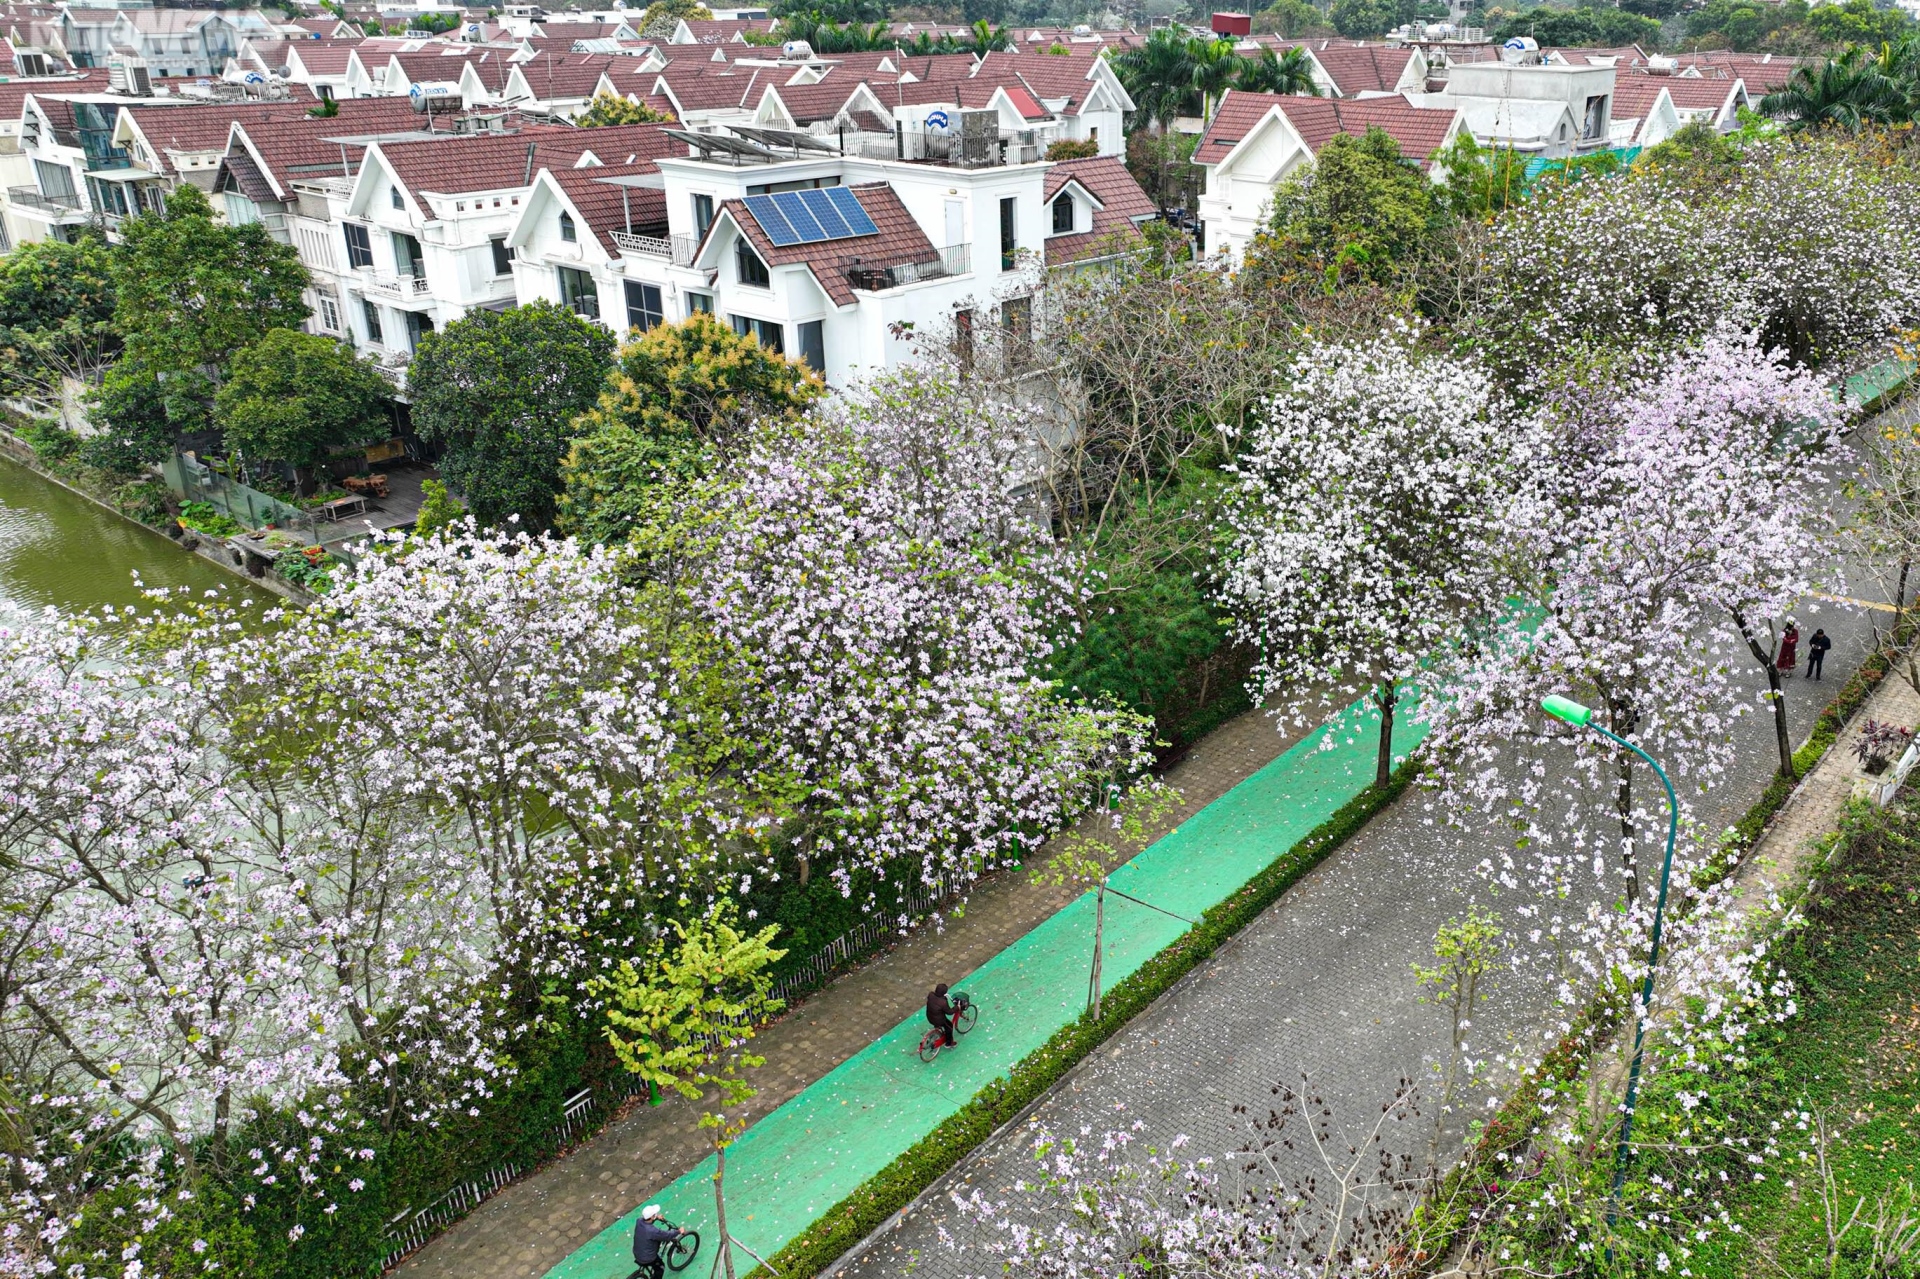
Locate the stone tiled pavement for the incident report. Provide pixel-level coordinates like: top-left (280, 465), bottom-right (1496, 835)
top-left (832, 616), bottom-right (1881, 1279)
top-left (395, 708), bottom-right (1308, 1279)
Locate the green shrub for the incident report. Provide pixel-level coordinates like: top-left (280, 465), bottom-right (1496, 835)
top-left (276, 547), bottom-right (334, 593)
top-left (17, 417), bottom-right (78, 463)
top-left (178, 499), bottom-right (243, 538)
top-left (114, 478), bottom-right (173, 526)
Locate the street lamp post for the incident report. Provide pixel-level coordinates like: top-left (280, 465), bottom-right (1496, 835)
top-left (1539, 694), bottom-right (1680, 1236)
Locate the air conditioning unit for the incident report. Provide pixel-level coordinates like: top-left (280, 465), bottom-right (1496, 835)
top-left (959, 110), bottom-right (998, 166)
top-left (108, 55), bottom-right (152, 96)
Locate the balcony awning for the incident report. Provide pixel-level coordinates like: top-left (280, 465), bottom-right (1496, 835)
top-left (87, 166), bottom-right (163, 182)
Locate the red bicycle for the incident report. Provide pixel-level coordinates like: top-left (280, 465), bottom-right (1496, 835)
top-left (916, 992), bottom-right (977, 1062)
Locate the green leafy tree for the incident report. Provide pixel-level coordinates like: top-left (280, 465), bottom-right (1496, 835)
top-left (575, 91), bottom-right (676, 125)
top-left (1236, 44), bottom-right (1322, 95)
top-left (641, 0), bottom-right (712, 25)
top-left (1187, 37), bottom-right (1240, 122)
top-left (1331, 0), bottom-right (1391, 37)
top-left (1247, 127), bottom-right (1443, 289)
top-left (1487, 4), bottom-right (1664, 46)
top-left (111, 184), bottom-right (308, 393)
top-left (0, 234), bottom-right (118, 426)
top-left (1115, 27), bottom-right (1200, 130)
top-left (85, 357), bottom-right (178, 475)
top-left (1808, 0), bottom-right (1915, 48)
top-left (407, 301), bottom-right (616, 528)
top-left (1434, 130), bottom-right (1527, 219)
top-left (558, 312), bottom-right (823, 545)
top-left (412, 478), bottom-right (466, 538)
top-left (771, 11), bottom-right (894, 50)
top-left (1254, 0), bottom-right (1331, 37)
top-left (1046, 137), bottom-right (1100, 160)
top-left (213, 329), bottom-right (391, 473)
top-left (307, 96), bottom-right (341, 118)
top-left (769, 0), bottom-right (890, 21)
top-left (597, 900), bottom-right (785, 1279)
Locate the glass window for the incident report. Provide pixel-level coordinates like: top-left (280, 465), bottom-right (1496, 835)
top-left (624, 281), bottom-right (663, 333)
top-left (999, 196), bottom-right (1016, 270)
top-left (953, 307), bottom-right (974, 371)
top-left (1052, 194), bottom-right (1073, 235)
top-left (490, 237), bottom-right (512, 275)
top-left (736, 241), bottom-right (770, 288)
top-left (317, 296), bottom-right (340, 332)
top-left (362, 298), bottom-right (384, 345)
top-left (557, 265), bottom-right (599, 320)
top-left (559, 211), bottom-right (577, 243)
top-left (405, 311), bottom-right (434, 352)
top-left (392, 231), bottom-right (423, 277)
top-left (390, 185), bottom-right (404, 210)
top-left (730, 314), bottom-right (752, 338)
top-left (344, 222), bottom-right (374, 269)
top-left (752, 319), bottom-right (784, 353)
top-left (686, 292), bottom-right (714, 316)
top-left (693, 193), bottom-right (713, 237)
top-left (798, 319), bottom-right (824, 374)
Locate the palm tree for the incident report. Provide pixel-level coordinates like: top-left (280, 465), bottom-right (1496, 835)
top-left (1235, 45), bottom-right (1320, 95)
top-left (1115, 27), bottom-right (1198, 131)
top-left (1187, 37), bottom-right (1240, 122)
top-left (964, 19), bottom-right (1011, 55)
top-left (1761, 46), bottom-right (1908, 130)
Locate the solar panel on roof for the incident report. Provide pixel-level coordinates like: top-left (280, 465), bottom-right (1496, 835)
top-left (823, 185), bottom-right (878, 236)
top-left (744, 193), bottom-right (801, 245)
top-left (771, 190), bottom-right (825, 241)
top-left (740, 187), bottom-right (880, 245)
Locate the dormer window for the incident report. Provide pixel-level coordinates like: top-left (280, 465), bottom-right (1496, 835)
top-left (736, 241), bottom-right (770, 288)
top-left (1052, 193), bottom-right (1073, 235)
top-left (390, 185), bottom-right (404, 210)
top-left (559, 211), bottom-right (577, 243)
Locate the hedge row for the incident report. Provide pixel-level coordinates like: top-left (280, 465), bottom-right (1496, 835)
top-left (744, 755), bottom-right (1424, 1279)
top-left (1406, 636), bottom-right (1902, 1266)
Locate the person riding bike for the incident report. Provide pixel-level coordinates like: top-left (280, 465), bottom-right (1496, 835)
top-left (926, 983), bottom-right (956, 1049)
top-left (632, 1204), bottom-right (685, 1279)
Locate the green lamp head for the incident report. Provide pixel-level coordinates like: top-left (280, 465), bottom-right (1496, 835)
top-left (1542, 695), bottom-right (1594, 727)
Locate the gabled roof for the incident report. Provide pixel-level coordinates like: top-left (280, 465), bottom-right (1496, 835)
top-left (120, 100), bottom-right (317, 174)
top-left (543, 160), bottom-right (670, 253)
top-left (508, 53), bottom-right (615, 100)
top-left (1307, 43), bottom-right (1415, 96)
top-left (285, 42), bottom-right (356, 76)
top-left (374, 122), bottom-right (683, 213)
top-left (1607, 74), bottom-right (1670, 123)
top-left (675, 18), bottom-right (776, 43)
top-left (221, 98), bottom-right (423, 197)
top-left (652, 64), bottom-right (764, 113)
top-left (0, 70), bottom-right (99, 126)
top-left (711, 181), bottom-right (937, 307)
top-left (1042, 154), bottom-right (1155, 266)
top-left (757, 78), bottom-right (885, 127)
top-left (1194, 89), bottom-right (1457, 170)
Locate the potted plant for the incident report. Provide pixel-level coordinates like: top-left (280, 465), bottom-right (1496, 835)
top-left (1851, 718), bottom-right (1918, 807)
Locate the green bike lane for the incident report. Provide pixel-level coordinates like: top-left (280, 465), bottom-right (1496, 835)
top-left (547, 695), bottom-right (1428, 1279)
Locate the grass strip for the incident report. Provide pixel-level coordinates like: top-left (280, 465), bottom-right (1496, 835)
top-left (1409, 640), bottom-right (1901, 1264)
top-left (745, 757), bottom-right (1424, 1279)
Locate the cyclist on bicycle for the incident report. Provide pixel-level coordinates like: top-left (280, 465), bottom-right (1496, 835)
top-left (632, 1204), bottom-right (685, 1279)
top-left (926, 983), bottom-right (956, 1049)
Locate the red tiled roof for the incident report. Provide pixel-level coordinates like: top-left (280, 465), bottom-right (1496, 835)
top-left (1194, 89), bottom-right (1455, 169)
top-left (1644, 73), bottom-right (1744, 112)
top-left (1308, 43), bottom-right (1414, 96)
top-left (761, 79), bottom-right (876, 125)
top-left (123, 100), bottom-right (318, 172)
top-left (677, 18), bottom-right (776, 41)
top-left (653, 65), bottom-right (765, 112)
top-left (546, 160), bottom-right (668, 253)
top-left (0, 70), bottom-right (100, 124)
top-left (378, 122), bottom-right (683, 210)
top-left (225, 98), bottom-right (426, 194)
top-left (1043, 153), bottom-right (1154, 265)
top-left (287, 43), bottom-right (355, 75)
top-left (718, 181), bottom-right (936, 307)
top-left (1607, 75), bottom-right (1669, 122)
top-left (509, 53), bottom-right (616, 99)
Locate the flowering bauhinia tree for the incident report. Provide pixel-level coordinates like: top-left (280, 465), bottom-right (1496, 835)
top-left (651, 368), bottom-right (1156, 905)
top-left (1218, 322), bottom-right (1541, 789)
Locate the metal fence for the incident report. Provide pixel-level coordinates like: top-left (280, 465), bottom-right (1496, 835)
top-left (162, 452), bottom-right (311, 533)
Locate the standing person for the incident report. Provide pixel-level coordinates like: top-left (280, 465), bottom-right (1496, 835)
top-left (1807, 627), bottom-right (1831, 680)
top-left (1776, 621), bottom-right (1800, 676)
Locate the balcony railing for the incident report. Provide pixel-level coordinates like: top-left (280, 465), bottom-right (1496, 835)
top-left (8, 185), bottom-right (82, 215)
top-left (363, 273), bottom-right (432, 298)
top-left (611, 230), bottom-right (699, 266)
top-left (847, 243), bottom-right (970, 292)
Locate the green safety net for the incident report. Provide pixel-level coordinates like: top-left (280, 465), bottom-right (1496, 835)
top-left (547, 691), bottom-right (1429, 1279)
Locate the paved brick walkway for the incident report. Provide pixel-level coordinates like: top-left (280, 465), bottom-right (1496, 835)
top-left (830, 613), bottom-right (1880, 1279)
top-left (394, 709), bottom-right (1306, 1279)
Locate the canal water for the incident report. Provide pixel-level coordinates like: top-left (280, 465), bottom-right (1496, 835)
top-left (0, 454), bottom-right (274, 619)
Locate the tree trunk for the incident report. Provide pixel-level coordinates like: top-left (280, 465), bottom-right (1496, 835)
top-left (1374, 679), bottom-right (1397, 791)
top-left (1732, 608), bottom-right (1794, 781)
top-left (1614, 748), bottom-right (1639, 906)
top-left (1089, 880), bottom-right (1106, 1020)
top-left (1898, 558), bottom-right (1911, 633)
top-left (714, 1140), bottom-right (736, 1279)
